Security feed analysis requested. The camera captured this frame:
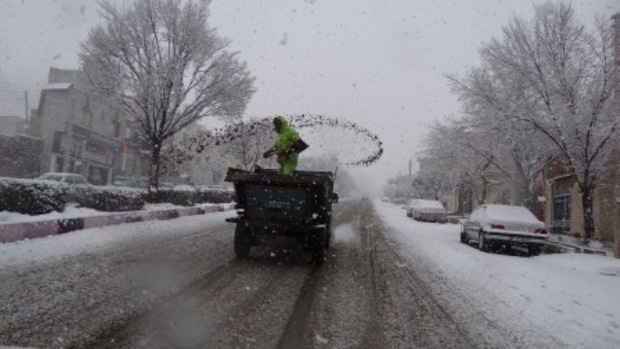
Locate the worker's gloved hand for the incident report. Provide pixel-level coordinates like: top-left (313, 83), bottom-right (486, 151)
top-left (263, 149), bottom-right (274, 158)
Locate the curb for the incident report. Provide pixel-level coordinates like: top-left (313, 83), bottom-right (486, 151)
top-left (0, 204), bottom-right (234, 244)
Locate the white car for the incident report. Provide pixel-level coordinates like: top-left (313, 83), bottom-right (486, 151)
top-left (461, 204), bottom-right (548, 256)
top-left (37, 172), bottom-right (89, 185)
top-left (406, 199), bottom-right (448, 223)
top-left (173, 184), bottom-right (196, 192)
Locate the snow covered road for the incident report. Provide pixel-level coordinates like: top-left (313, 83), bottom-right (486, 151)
top-left (1, 199), bottom-right (619, 348)
top-left (375, 201), bottom-right (620, 348)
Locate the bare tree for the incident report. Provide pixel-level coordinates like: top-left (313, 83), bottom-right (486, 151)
top-left (422, 119), bottom-right (494, 207)
top-left (448, 3), bottom-right (618, 243)
top-left (411, 174), bottom-right (442, 201)
top-left (433, 110), bottom-right (553, 210)
top-left (80, 0), bottom-right (255, 190)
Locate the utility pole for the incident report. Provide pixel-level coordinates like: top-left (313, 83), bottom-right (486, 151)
top-left (408, 158), bottom-right (412, 199)
top-left (24, 90), bottom-right (28, 121)
top-left (408, 159), bottom-right (412, 183)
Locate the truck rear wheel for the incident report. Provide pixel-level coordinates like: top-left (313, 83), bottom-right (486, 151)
top-left (311, 228), bottom-right (328, 265)
top-left (234, 225), bottom-right (251, 259)
top-left (325, 222), bottom-right (332, 250)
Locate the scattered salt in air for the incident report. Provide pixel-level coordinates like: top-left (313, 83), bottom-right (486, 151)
top-left (394, 260), bottom-right (406, 268)
top-left (315, 333), bottom-right (329, 344)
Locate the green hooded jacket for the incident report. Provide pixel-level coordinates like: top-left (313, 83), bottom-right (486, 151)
top-left (273, 116), bottom-right (301, 175)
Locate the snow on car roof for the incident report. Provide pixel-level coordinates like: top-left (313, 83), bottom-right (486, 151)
top-left (480, 204), bottom-right (539, 222)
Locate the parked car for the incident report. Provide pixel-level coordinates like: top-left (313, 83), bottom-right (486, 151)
top-left (406, 199), bottom-right (448, 223)
top-left (173, 184), bottom-right (196, 192)
top-left (159, 182), bottom-right (175, 190)
top-left (37, 172), bottom-right (89, 185)
top-left (461, 204), bottom-right (548, 256)
top-left (112, 176), bottom-right (149, 189)
top-left (391, 197), bottom-right (408, 205)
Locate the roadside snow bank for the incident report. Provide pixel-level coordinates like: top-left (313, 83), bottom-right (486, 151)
top-left (0, 210), bottom-right (236, 268)
top-left (374, 201), bottom-right (620, 349)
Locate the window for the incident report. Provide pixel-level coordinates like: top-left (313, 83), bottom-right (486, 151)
top-left (552, 195), bottom-right (571, 235)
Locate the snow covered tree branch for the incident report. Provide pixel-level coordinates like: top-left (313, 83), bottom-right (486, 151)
top-left (79, 0), bottom-right (255, 190)
top-left (447, 3), bottom-right (618, 242)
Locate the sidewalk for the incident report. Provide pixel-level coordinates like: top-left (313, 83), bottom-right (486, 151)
top-left (544, 234), bottom-right (612, 256)
top-left (0, 203), bottom-right (235, 244)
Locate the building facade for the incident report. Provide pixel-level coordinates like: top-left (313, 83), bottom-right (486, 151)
top-left (29, 67), bottom-right (149, 184)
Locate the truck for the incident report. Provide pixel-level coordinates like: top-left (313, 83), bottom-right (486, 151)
top-left (224, 167), bottom-right (339, 265)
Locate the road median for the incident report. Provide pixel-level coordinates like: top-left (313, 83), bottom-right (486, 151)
top-left (0, 203), bottom-right (234, 244)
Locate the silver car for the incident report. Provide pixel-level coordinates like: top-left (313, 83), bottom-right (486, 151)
top-left (37, 172), bottom-right (89, 185)
top-left (461, 204), bottom-right (548, 256)
top-left (406, 199), bottom-right (448, 223)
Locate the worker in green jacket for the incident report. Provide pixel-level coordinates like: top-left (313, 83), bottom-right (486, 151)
top-left (263, 116), bottom-right (308, 175)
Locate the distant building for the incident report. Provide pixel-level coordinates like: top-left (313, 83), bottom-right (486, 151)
top-left (29, 67), bottom-right (149, 184)
top-left (0, 115), bottom-right (27, 135)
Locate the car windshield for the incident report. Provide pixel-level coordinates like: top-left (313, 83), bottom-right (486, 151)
top-left (1, 1), bottom-right (619, 348)
top-left (69, 176), bottom-right (87, 184)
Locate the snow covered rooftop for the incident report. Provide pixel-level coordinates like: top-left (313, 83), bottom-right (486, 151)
top-left (44, 82), bottom-right (73, 90)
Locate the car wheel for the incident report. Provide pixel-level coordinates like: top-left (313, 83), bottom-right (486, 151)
top-left (460, 231), bottom-right (468, 244)
top-left (527, 245), bottom-right (540, 257)
top-left (478, 231), bottom-right (488, 252)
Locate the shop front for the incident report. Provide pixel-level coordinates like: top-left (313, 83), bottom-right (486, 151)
top-left (50, 124), bottom-right (121, 185)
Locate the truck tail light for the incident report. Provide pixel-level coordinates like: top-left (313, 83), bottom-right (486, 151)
top-left (490, 223), bottom-right (505, 229)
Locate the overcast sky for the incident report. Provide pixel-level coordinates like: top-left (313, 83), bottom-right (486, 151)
top-left (1, 0), bottom-right (618, 194)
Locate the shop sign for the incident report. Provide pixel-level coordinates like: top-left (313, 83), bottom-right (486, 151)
top-left (71, 124), bottom-right (121, 165)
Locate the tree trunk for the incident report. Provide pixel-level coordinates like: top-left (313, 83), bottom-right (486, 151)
top-left (581, 186), bottom-right (595, 245)
top-left (479, 177), bottom-right (488, 205)
top-left (521, 185), bottom-right (533, 210)
top-left (149, 140), bottom-right (163, 193)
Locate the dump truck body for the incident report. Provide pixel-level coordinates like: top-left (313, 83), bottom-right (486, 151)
top-left (225, 168), bottom-right (338, 264)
